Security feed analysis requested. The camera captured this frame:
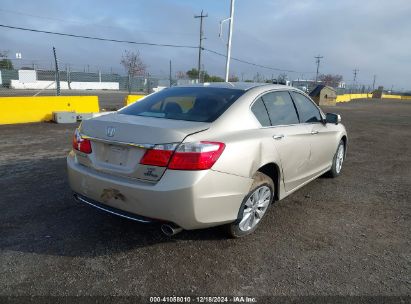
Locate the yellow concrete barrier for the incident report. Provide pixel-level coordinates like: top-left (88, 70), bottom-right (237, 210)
top-left (0, 96), bottom-right (99, 125)
top-left (124, 94), bottom-right (146, 106)
top-left (336, 93), bottom-right (411, 103)
top-left (336, 94), bottom-right (370, 103)
top-left (382, 94), bottom-right (402, 99)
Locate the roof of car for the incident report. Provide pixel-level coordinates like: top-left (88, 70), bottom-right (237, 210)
top-left (177, 82), bottom-right (291, 91)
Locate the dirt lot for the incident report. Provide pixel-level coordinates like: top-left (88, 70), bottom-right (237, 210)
top-left (0, 99), bottom-right (410, 297)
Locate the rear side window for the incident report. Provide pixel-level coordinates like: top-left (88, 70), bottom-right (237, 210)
top-left (251, 98), bottom-right (270, 127)
top-left (261, 91), bottom-right (299, 126)
top-left (119, 87), bottom-right (245, 122)
top-left (290, 92), bottom-right (322, 123)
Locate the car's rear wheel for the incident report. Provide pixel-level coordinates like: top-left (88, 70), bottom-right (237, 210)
top-left (327, 140), bottom-right (345, 178)
top-left (226, 172), bottom-right (274, 238)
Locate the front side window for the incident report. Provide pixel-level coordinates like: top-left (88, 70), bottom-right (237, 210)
top-left (290, 92), bottom-right (322, 123)
top-left (261, 91), bottom-right (299, 126)
top-left (119, 87), bottom-right (245, 122)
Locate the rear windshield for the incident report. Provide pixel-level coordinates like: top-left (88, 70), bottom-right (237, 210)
top-left (119, 87), bottom-right (245, 122)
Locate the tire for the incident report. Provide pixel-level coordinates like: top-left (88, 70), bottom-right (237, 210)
top-left (226, 172), bottom-right (274, 238)
top-left (327, 140), bottom-right (345, 178)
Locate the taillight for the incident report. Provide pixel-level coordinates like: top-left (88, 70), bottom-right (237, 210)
top-left (72, 129), bottom-right (92, 154)
top-left (139, 141), bottom-right (225, 170)
top-left (140, 143), bottom-right (178, 167)
top-left (169, 141), bottom-right (225, 170)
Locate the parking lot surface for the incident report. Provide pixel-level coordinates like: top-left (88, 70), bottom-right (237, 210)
top-left (0, 99), bottom-right (410, 296)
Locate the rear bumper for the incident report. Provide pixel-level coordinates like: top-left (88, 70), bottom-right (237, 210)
top-left (67, 151), bottom-right (252, 230)
top-left (74, 193), bottom-right (156, 223)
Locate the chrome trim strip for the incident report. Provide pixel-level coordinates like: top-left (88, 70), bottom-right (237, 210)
top-left (80, 134), bottom-right (155, 149)
top-left (74, 194), bottom-right (153, 223)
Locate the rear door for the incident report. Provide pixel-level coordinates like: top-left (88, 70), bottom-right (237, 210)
top-left (290, 91), bottom-right (337, 173)
top-left (253, 91), bottom-right (312, 192)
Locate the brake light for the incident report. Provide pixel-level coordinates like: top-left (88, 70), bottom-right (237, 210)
top-left (72, 129), bottom-right (92, 154)
top-left (168, 141), bottom-right (225, 170)
top-left (140, 143), bottom-right (178, 167)
top-left (139, 141), bottom-right (225, 170)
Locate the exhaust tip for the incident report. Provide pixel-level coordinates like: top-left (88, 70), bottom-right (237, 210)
top-left (161, 224), bottom-right (183, 236)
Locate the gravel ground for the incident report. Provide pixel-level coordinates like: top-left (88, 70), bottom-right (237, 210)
top-left (0, 99), bottom-right (410, 298)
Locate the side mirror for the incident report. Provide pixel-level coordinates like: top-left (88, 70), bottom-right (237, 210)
top-left (326, 113), bottom-right (341, 125)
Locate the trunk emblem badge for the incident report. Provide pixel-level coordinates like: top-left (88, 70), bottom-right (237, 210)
top-left (106, 126), bottom-right (116, 137)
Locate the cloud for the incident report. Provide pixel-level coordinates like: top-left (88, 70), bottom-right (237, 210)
top-left (0, 0), bottom-right (410, 89)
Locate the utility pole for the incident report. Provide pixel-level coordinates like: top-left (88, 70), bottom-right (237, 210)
top-left (225, 0), bottom-right (235, 82)
top-left (169, 60), bottom-right (172, 87)
top-left (194, 10), bottom-right (208, 83)
top-left (353, 69), bottom-right (359, 83)
top-left (52, 46), bottom-right (60, 96)
top-left (372, 74), bottom-right (376, 90)
top-left (353, 68), bottom-right (359, 92)
top-left (314, 55), bottom-right (323, 83)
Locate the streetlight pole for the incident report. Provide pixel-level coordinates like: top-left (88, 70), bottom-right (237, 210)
top-left (224, 0), bottom-right (235, 82)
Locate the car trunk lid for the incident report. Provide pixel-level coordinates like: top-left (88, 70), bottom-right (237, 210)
top-left (77, 113), bottom-right (210, 182)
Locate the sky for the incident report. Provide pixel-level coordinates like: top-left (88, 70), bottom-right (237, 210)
top-left (0, 0), bottom-right (410, 90)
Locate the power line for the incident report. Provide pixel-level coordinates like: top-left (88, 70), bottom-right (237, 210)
top-left (0, 24), bottom-right (198, 49)
top-left (0, 23), bottom-right (314, 75)
top-left (0, 9), bottom-right (197, 36)
top-left (204, 48), bottom-right (312, 74)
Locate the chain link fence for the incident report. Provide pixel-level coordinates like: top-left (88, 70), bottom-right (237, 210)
top-left (0, 68), bottom-right (169, 94)
top-left (0, 61), bottom-right (379, 110)
top-left (0, 66), bottom-right (173, 109)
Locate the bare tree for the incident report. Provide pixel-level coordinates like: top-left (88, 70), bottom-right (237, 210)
top-left (277, 73), bottom-right (288, 84)
top-left (120, 50), bottom-right (147, 77)
top-left (0, 50), bottom-right (13, 70)
top-left (0, 50), bottom-right (9, 58)
top-left (228, 74), bottom-right (239, 82)
top-left (318, 74), bottom-right (343, 88)
top-left (175, 71), bottom-right (187, 79)
top-left (253, 72), bottom-right (264, 83)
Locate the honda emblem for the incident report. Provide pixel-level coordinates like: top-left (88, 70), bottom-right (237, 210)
top-left (106, 126), bottom-right (116, 137)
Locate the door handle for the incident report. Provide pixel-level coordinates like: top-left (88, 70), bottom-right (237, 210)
top-left (311, 130), bottom-right (319, 135)
top-left (273, 134), bottom-right (284, 140)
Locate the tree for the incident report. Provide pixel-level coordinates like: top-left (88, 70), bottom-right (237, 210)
top-left (176, 71), bottom-right (187, 79)
top-left (0, 50), bottom-right (13, 70)
top-left (186, 68), bottom-right (224, 82)
top-left (205, 75), bottom-right (224, 82)
top-left (318, 74), bottom-right (343, 88)
top-left (228, 74), bottom-right (239, 82)
top-left (120, 50), bottom-right (147, 77)
top-left (253, 72), bottom-right (264, 83)
top-left (0, 59), bottom-right (13, 70)
top-left (186, 68), bottom-right (199, 80)
top-left (277, 73), bottom-right (288, 84)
